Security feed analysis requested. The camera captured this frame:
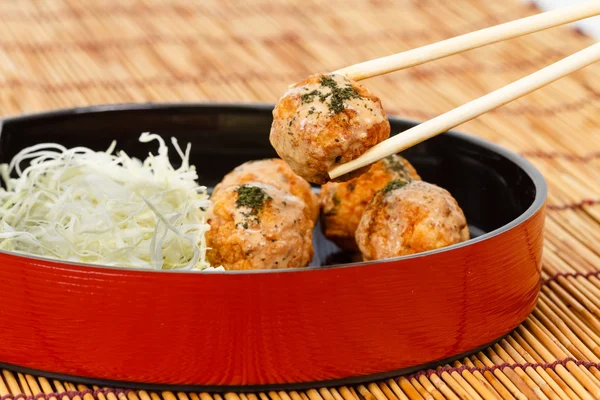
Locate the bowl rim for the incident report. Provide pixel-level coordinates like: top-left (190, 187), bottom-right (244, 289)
top-left (0, 101), bottom-right (548, 274)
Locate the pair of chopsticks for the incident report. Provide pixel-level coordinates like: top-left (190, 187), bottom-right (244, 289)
top-left (328, 0), bottom-right (600, 180)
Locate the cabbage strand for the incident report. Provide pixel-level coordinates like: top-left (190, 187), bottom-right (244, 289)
top-left (0, 132), bottom-right (222, 271)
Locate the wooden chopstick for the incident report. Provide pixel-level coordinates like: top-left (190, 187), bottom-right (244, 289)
top-left (328, 42), bottom-right (600, 180)
top-left (333, 0), bottom-right (600, 81)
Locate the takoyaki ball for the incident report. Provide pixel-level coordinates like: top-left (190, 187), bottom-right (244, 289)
top-left (212, 158), bottom-right (319, 223)
top-left (319, 155), bottom-right (421, 251)
top-left (270, 73), bottom-right (390, 184)
top-left (206, 183), bottom-right (313, 270)
top-left (355, 180), bottom-right (469, 261)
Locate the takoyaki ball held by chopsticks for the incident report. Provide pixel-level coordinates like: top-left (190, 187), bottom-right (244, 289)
top-left (326, 4), bottom-right (600, 180)
top-left (212, 158), bottom-right (319, 223)
top-left (356, 180), bottom-right (469, 261)
top-left (320, 155), bottom-right (420, 252)
top-left (206, 183), bottom-right (314, 270)
top-left (269, 73), bottom-right (390, 184)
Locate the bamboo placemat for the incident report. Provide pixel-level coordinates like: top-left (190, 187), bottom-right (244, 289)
top-left (1, 0), bottom-right (600, 399)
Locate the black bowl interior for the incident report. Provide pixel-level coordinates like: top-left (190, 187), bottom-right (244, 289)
top-left (0, 103), bottom-right (539, 267)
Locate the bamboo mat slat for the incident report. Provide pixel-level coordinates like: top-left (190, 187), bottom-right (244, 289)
top-left (0, 0), bottom-right (599, 399)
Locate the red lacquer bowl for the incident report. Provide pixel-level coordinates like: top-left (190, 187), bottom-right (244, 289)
top-left (0, 104), bottom-right (546, 391)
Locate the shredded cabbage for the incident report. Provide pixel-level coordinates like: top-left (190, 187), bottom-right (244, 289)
top-left (0, 132), bottom-right (224, 272)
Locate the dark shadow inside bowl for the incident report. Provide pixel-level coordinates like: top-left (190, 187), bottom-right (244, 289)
top-left (0, 103), bottom-right (538, 268)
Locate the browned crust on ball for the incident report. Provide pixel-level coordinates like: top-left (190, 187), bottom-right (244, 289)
top-left (355, 180), bottom-right (469, 261)
top-left (320, 155), bottom-right (421, 251)
top-left (212, 158), bottom-right (319, 223)
top-left (270, 73), bottom-right (391, 184)
top-left (206, 184), bottom-right (314, 270)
